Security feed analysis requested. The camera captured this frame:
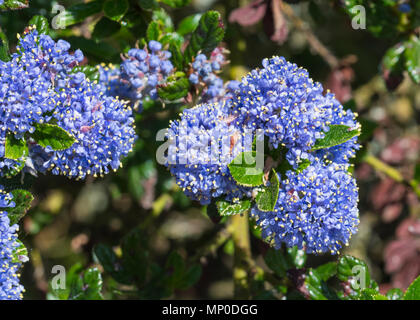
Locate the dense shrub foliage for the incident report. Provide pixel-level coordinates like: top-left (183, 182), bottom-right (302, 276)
top-left (0, 0), bottom-right (419, 301)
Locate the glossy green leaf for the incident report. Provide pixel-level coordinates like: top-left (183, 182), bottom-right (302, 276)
top-left (160, 0), bottom-right (191, 9)
top-left (103, 0), bottom-right (129, 21)
top-left (228, 151), bottom-right (264, 187)
top-left (53, 1), bottom-right (103, 28)
top-left (157, 74), bottom-right (189, 101)
top-left (138, 0), bottom-right (158, 10)
top-left (0, 28), bottom-right (11, 62)
top-left (177, 14), bottom-right (202, 35)
top-left (358, 288), bottom-right (388, 300)
top-left (69, 268), bottom-right (103, 300)
top-left (315, 262), bottom-right (337, 281)
top-left (5, 134), bottom-right (28, 160)
top-left (215, 199), bottom-right (251, 216)
top-left (0, 0), bottom-right (29, 10)
top-left (184, 11), bottom-right (224, 64)
top-left (31, 123), bottom-right (75, 151)
top-left (28, 15), bottom-right (49, 35)
top-left (92, 17), bottom-right (121, 39)
top-left (404, 275), bottom-right (420, 300)
top-left (169, 43), bottom-right (183, 70)
top-left (93, 244), bottom-right (132, 285)
top-left (70, 65), bottom-right (100, 83)
top-left (337, 255), bottom-right (371, 293)
top-left (256, 169), bottom-right (279, 212)
top-left (386, 288), bottom-right (404, 300)
top-left (121, 229), bottom-right (149, 286)
top-left (311, 125), bottom-right (360, 151)
top-left (147, 20), bottom-right (161, 41)
top-left (11, 239), bottom-right (28, 264)
top-left (264, 249), bottom-right (290, 278)
top-left (7, 189), bottom-right (33, 225)
top-left (405, 37), bottom-right (420, 84)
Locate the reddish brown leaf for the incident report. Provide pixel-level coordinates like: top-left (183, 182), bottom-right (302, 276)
top-left (229, 0), bottom-right (268, 27)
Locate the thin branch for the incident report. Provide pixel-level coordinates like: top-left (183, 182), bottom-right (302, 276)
top-left (363, 154), bottom-right (420, 198)
top-left (280, 1), bottom-right (340, 69)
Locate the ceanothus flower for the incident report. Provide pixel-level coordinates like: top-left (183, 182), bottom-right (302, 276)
top-left (97, 64), bottom-right (131, 101)
top-left (2, 27), bottom-right (137, 180)
top-left (32, 74), bottom-right (137, 179)
top-left (251, 161), bottom-right (359, 254)
top-left (0, 186), bottom-right (25, 300)
top-left (230, 56), bottom-right (359, 167)
top-left (119, 40), bottom-right (174, 112)
top-left (164, 101), bottom-right (252, 204)
top-left (189, 48), bottom-right (240, 104)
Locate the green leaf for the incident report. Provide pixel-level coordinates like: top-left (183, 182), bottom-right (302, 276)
top-left (70, 65), bottom-right (100, 83)
top-left (0, 0), bottom-right (29, 11)
top-left (359, 118), bottom-right (378, 142)
top-left (138, 0), bottom-right (158, 10)
top-left (147, 21), bottom-right (161, 41)
top-left (404, 37), bottom-right (420, 84)
top-left (337, 255), bottom-right (371, 293)
top-left (305, 269), bottom-right (328, 300)
top-left (7, 189), bottom-right (33, 225)
top-left (103, 0), bottom-right (129, 21)
top-left (315, 262), bottom-right (337, 281)
top-left (386, 288), bottom-right (404, 300)
top-left (264, 249), bottom-right (290, 278)
top-left (2, 161), bottom-right (25, 179)
top-left (66, 36), bottom-right (119, 60)
top-left (256, 169), bottom-right (279, 212)
top-left (179, 264), bottom-right (202, 290)
top-left (152, 9), bottom-right (174, 32)
top-left (53, 1), bottom-right (103, 28)
top-left (5, 134), bottom-right (28, 160)
top-left (93, 244), bottom-right (132, 285)
top-left (160, 0), bottom-right (191, 9)
top-left (121, 229), bottom-right (149, 286)
top-left (286, 246), bottom-right (306, 268)
top-left (177, 14), bottom-right (202, 36)
top-left (160, 32), bottom-right (184, 48)
top-left (404, 275), bottom-right (420, 300)
top-left (157, 75), bottom-right (189, 101)
top-left (215, 199), bottom-right (251, 216)
top-left (31, 123), bottom-right (75, 151)
top-left (311, 125), bottom-right (360, 151)
top-left (28, 15), bottom-right (50, 35)
top-left (92, 17), bottom-right (121, 39)
top-left (382, 43), bottom-right (405, 72)
top-left (358, 288), bottom-right (388, 300)
top-left (11, 239), bottom-right (28, 264)
top-left (184, 11), bottom-right (225, 64)
top-left (0, 28), bottom-right (11, 62)
top-left (169, 43), bottom-right (183, 70)
top-left (69, 268), bottom-right (103, 300)
top-left (414, 163), bottom-right (420, 184)
top-left (228, 151), bottom-right (264, 187)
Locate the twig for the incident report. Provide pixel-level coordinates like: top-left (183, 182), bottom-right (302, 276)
top-left (280, 1), bottom-right (340, 69)
top-left (363, 154), bottom-right (420, 198)
top-left (231, 213), bottom-right (252, 299)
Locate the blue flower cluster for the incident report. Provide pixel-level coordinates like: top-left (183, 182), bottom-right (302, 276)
top-left (165, 101), bottom-right (252, 204)
top-left (189, 48), bottom-right (240, 104)
top-left (231, 57), bottom-right (360, 254)
top-left (166, 56), bottom-right (360, 254)
top-left (0, 27), bottom-right (136, 180)
top-left (99, 41), bottom-right (174, 113)
top-left (251, 162), bottom-right (359, 254)
top-left (0, 187), bottom-right (25, 300)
